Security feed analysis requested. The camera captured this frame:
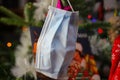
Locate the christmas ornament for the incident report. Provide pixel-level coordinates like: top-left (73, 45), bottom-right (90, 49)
top-left (87, 14), bottom-right (92, 19)
top-left (98, 28), bottom-right (103, 34)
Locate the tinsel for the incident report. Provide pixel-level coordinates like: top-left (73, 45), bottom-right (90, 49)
top-left (89, 35), bottom-right (111, 55)
top-left (11, 28), bottom-right (36, 79)
top-left (33, 0), bottom-right (57, 22)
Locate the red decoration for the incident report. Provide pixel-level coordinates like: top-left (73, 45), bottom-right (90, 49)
top-left (87, 14), bottom-right (92, 19)
top-left (98, 2), bottom-right (104, 20)
top-left (83, 70), bottom-right (89, 77)
top-left (98, 28), bottom-right (103, 34)
top-left (109, 35), bottom-right (120, 80)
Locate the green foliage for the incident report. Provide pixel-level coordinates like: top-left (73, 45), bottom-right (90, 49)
top-left (0, 6), bottom-right (23, 21)
top-left (61, 0), bottom-right (95, 21)
top-left (0, 6), bottom-right (26, 27)
top-left (0, 1), bottom-right (110, 29)
top-left (23, 2), bottom-right (44, 27)
top-left (24, 2), bottom-right (36, 23)
top-left (0, 49), bottom-right (16, 80)
top-left (0, 2), bottom-right (43, 27)
top-left (79, 21), bottom-right (111, 30)
top-left (71, 0), bottom-right (95, 21)
top-left (0, 18), bottom-right (27, 27)
top-left (0, 1), bottom-right (112, 80)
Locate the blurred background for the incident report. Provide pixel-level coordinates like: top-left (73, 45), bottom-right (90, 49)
top-left (0, 0), bottom-right (120, 80)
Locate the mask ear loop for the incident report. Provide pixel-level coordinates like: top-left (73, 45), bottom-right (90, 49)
top-left (51, 0), bottom-right (75, 12)
top-left (66, 0), bottom-right (75, 12)
top-left (51, 0), bottom-right (54, 6)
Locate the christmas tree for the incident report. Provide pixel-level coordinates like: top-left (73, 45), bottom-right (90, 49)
top-left (0, 0), bottom-right (116, 80)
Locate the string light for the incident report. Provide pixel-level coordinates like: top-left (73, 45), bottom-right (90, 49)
top-left (91, 18), bottom-right (97, 23)
top-left (7, 42), bottom-right (12, 47)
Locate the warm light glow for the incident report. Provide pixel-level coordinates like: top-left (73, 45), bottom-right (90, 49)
top-left (7, 42), bottom-right (12, 47)
top-left (22, 27), bottom-right (28, 31)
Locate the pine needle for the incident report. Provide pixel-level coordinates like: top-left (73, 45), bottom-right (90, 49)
top-left (0, 18), bottom-right (27, 27)
top-left (0, 6), bottom-right (23, 21)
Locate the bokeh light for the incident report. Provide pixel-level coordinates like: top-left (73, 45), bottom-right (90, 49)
top-left (7, 42), bottom-right (12, 47)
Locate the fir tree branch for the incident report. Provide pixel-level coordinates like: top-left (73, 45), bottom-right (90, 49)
top-left (0, 18), bottom-right (27, 27)
top-left (24, 2), bottom-right (36, 23)
top-left (79, 21), bottom-right (111, 30)
top-left (0, 6), bottom-right (23, 21)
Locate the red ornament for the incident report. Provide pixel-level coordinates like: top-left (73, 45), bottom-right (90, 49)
top-left (87, 14), bottom-right (92, 19)
top-left (98, 2), bottom-right (104, 20)
top-left (98, 28), bottom-right (103, 34)
top-left (83, 70), bottom-right (89, 77)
